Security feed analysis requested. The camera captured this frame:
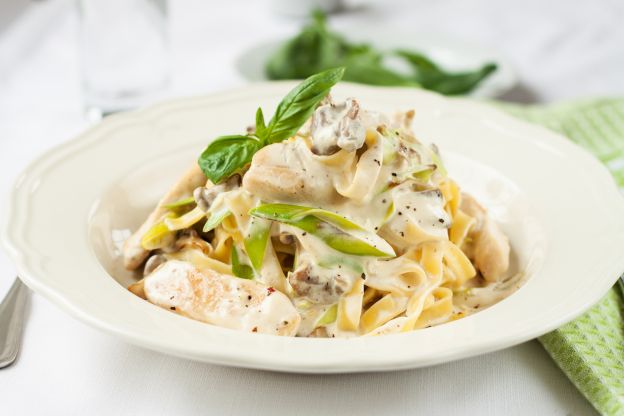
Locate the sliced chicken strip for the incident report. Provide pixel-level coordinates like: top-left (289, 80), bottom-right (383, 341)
top-left (460, 193), bottom-right (510, 282)
top-left (123, 163), bottom-right (206, 270)
top-left (242, 140), bottom-right (339, 204)
top-left (143, 260), bottom-right (301, 336)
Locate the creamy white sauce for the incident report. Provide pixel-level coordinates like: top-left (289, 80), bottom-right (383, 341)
top-left (392, 184), bottom-right (450, 238)
top-left (328, 194), bottom-right (390, 231)
top-left (240, 292), bottom-right (300, 334)
top-left (380, 182), bottom-right (450, 250)
top-left (282, 224), bottom-right (360, 297)
top-left (453, 272), bottom-right (526, 313)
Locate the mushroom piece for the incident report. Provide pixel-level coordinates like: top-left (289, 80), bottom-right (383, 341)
top-left (122, 163), bottom-right (207, 271)
top-left (310, 98), bottom-right (366, 155)
top-left (278, 232), bottom-right (295, 245)
top-left (173, 229), bottom-right (213, 256)
top-left (288, 263), bottom-right (351, 304)
top-left (193, 175), bottom-right (239, 212)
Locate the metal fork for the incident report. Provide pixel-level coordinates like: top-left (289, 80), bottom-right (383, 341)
top-left (0, 278), bottom-right (29, 368)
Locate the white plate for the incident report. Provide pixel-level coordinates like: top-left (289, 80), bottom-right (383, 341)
top-left (3, 82), bottom-right (624, 373)
top-left (236, 31), bottom-right (517, 98)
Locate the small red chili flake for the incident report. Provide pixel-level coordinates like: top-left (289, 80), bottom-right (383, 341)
top-left (267, 287), bottom-right (276, 295)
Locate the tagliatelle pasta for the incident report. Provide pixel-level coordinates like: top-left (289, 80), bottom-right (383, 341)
top-left (123, 78), bottom-right (512, 338)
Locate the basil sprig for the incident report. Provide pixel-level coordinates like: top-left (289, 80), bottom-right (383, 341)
top-left (266, 11), bottom-right (497, 95)
top-left (198, 67), bottom-right (345, 184)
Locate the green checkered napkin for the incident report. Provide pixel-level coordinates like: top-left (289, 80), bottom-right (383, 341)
top-left (498, 99), bottom-right (624, 416)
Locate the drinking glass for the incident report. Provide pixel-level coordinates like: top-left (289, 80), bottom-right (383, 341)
top-left (77, 0), bottom-right (169, 119)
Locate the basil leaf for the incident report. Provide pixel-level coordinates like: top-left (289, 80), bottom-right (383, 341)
top-left (198, 135), bottom-right (263, 184)
top-left (343, 53), bottom-right (418, 87)
top-left (266, 11), bottom-right (350, 80)
top-left (255, 107), bottom-right (267, 140)
top-left (265, 11), bottom-right (496, 95)
top-left (394, 50), bottom-right (440, 74)
top-left (198, 69), bottom-right (344, 183)
top-left (264, 67), bottom-right (345, 144)
top-left (231, 245), bottom-right (254, 280)
top-left (424, 63), bottom-right (497, 95)
top-left (397, 50), bottom-right (497, 95)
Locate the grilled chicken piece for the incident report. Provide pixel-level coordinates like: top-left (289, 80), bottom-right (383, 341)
top-left (142, 260), bottom-right (300, 336)
top-left (242, 140), bottom-right (338, 204)
top-left (123, 163), bottom-right (206, 271)
top-left (460, 193), bottom-right (510, 282)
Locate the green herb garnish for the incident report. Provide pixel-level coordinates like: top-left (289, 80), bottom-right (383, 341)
top-left (197, 67), bottom-right (345, 184)
top-left (266, 11), bottom-right (496, 95)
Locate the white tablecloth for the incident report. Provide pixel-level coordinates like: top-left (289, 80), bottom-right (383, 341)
top-left (2, 0), bottom-right (624, 414)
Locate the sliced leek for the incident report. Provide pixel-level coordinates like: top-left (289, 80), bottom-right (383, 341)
top-left (164, 206), bottom-right (205, 231)
top-left (250, 204), bottom-right (395, 257)
top-left (244, 218), bottom-right (271, 272)
top-left (163, 196), bottom-right (196, 210)
top-left (141, 213), bottom-right (177, 250)
top-left (315, 304), bottom-right (338, 327)
top-left (230, 245), bottom-right (254, 279)
top-left (203, 207), bottom-right (231, 232)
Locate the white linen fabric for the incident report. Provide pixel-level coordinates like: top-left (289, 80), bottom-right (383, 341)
top-left (2, 0), bottom-right (623, 414)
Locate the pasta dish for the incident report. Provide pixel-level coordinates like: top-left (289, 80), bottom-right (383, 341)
top-left (122, 68), bottom-right (513, 337)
